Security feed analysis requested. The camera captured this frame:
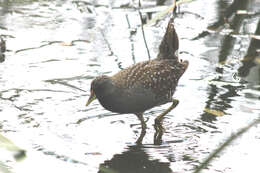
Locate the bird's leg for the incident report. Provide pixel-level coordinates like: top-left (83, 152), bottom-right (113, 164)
top-left (136, 113), bottom-right (147, 144)
top-left (154, 123), bottom-right (163, 145)
top-left (153, 99), bottom-right (179, 144)
top-left (137, 113), bottom-right (147, 130)
top-left (155, 99), bottom-right (179, 125)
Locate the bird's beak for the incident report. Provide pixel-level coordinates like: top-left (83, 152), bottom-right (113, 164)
top-left (86, 90), bottom-right (96, 106)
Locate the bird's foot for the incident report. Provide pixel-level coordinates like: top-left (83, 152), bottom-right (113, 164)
top-left (154, 119), bottom-right (165, 131)
top-left (154, 121), bottom-right (164, 145)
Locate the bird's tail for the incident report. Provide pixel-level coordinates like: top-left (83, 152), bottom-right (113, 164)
top-left (157, 17), bottom-right (179, 61)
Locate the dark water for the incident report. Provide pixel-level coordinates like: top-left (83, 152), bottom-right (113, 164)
top-left (0, 0), bottom-right (260, 172)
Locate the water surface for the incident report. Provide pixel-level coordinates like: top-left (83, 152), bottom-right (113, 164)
top-left (0, 0), bottom-right (260, 172)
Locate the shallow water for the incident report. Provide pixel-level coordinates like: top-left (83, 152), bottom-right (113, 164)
top-left (0, 0), bottom-right (260, 172)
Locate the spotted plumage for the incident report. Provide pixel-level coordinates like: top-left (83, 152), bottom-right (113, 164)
top-left (87, 17), bottom-right (188, 124)
top-left (112, 59), bottom-right (187, 99)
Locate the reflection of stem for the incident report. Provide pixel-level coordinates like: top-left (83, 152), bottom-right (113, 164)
top-left (193, 117), bottom-right (260, 173)
top-left (98, 27), bottom-right (114, 56)
top-left (98, 25), bottom-right (123, 69)
top-left (238, 20), bottom-right (260, 77)
top-left (138, 0), bottom-right (151, 60)
top-left (125, 14), bottom-right (136, 64)
top-left (217, 0), bottom-right (249, 64)
top-left (91, 7), bottom-right (123, 70)
top-left (208, 0), bottom-right (249, 31)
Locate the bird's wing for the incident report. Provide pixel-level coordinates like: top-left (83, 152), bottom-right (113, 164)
top-left (112, 60), bottom-right (180, 97)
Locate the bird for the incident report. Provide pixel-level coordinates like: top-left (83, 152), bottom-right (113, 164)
top-left (86, 17), bottom-right (188, 142)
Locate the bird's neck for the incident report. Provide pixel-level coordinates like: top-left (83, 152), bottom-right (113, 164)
top-left (95, 79), bottom-right (117, 102)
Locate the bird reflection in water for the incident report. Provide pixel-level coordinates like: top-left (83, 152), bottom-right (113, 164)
top-left (98, 145), bottom-right (172, 173)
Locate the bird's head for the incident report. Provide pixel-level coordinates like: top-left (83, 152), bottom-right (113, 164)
top-left (86, 75), bottom-right (112, 106)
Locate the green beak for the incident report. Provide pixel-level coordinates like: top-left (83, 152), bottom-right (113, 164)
top-left (86, 91), bottom-right (96, 106)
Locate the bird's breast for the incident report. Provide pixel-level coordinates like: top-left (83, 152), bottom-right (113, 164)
top-left (96, 87), bottom-right (166, 114)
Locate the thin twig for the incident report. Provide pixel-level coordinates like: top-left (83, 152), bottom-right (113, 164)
top-left (193, 118), bottom-right (260, 173)
top-left (137, 0), bottom-right (151, 60)
top-left (99, 28), bottom-right (114, 56)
